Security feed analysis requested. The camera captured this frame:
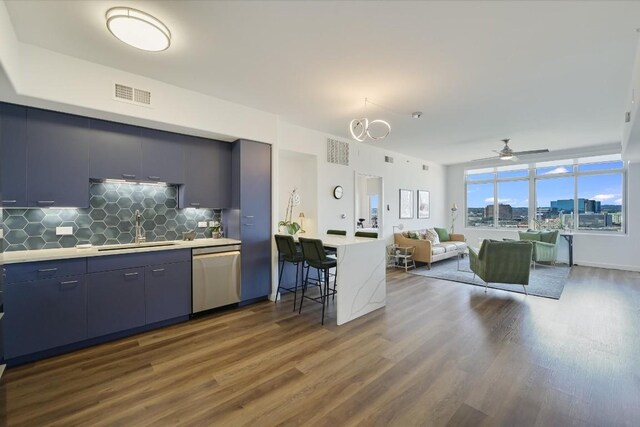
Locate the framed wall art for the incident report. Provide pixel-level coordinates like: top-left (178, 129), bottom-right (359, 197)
top-left (417, 190), bottom-right (430, 219)
top-left (399, 189), bottom-right (413, 219)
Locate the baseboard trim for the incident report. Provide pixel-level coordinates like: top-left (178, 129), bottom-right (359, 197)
top-left (574, 260), bottom-right (640, 272)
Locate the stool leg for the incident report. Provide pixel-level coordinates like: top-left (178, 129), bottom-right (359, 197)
top-left (299, 264), bottom-right (310, 314)
top-left (321, 268), bottom-right (328, 325)
top-left (292, 262), bottom-right (299, 311)
top-left (317, 269), bottom-right (323, 298)
top-left (332, 266), bottom-right (337, 301)
top-left (276, 258), bottom-right (285, 303)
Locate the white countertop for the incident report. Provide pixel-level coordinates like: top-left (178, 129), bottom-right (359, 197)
top-left (1, 238), bottom-right (241, 265)
top-left (278, 233), bottom-right (380, 248)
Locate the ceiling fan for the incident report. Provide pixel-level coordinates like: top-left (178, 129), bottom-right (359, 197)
top-left (472, 139), bottom-right (549, 162)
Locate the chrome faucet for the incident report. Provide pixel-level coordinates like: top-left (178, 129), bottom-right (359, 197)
top-left (134, 210), bottom-right (146, 244)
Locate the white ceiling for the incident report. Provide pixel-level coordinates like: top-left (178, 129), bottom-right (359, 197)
top-left (5, 0), bottom-right (640, 164)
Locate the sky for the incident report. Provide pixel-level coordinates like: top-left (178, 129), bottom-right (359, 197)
top-left (467, 173), bottom-right (623, 208)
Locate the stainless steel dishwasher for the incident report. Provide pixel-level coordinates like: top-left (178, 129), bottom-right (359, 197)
top-left (192, 244), bottom-right (241, 314)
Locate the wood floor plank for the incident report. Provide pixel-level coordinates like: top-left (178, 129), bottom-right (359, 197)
top-left (1, 265), bottom-right (639, 426)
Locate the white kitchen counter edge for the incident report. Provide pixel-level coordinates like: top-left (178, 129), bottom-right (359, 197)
top-left (1, 238), bottom-right (242, 265)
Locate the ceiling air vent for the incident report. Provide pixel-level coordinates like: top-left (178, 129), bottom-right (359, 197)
top-left (422, 164), bottom-right (429, 171)
top-left (114, 83), bottom-right (153, 107)
top-left (134, 88), bottom-right (151, 105)
top-left (384, 156), bottom-right (394, 163)
top-left (114, 83), bottom-right (133, 101)
top-left (327, 138), bottom-right (349, 166)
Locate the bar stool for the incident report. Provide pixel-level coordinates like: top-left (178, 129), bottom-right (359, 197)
top-left (326, 229), bottom-right (346, 236)
top-left (274, 234), bottom-right (304, 311)
top-left (298, 237), bottom-right (337, 325)
top-left (355, 231), bottom-right (378, 238)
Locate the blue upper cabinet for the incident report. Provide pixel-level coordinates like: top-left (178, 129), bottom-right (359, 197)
top-left (0, 103), bottom-right (28, 207)
top-left (89, 119), bottom-right (142, 181)
top-left (26, 108), bottom-right (90, 208)
top-left (140, 128), bottom-right (185, 184)
top-left (180, 136), bottom-right (231, 209)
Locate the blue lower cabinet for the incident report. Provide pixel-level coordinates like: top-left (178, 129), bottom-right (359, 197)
top-left (145, 261), bottom-right (191, 324)
top-left (4, 275), bottom-right (87, 359)
top-left (87, 267), bottom-right (145, 338)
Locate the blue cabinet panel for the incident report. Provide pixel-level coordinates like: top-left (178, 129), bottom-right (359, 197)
top-left (87, 249), bottom-right (190, 273)
top-left (228, 140), bottom-right (272, 301)
top-left (5, 258), bottom-right (87, 284)
top-left (89, 119), bottom-right (142, 180)
top-left (26, 108), bottom-right (90, 208)
top-left (0, 103), bottom-right (27, 207)
top-left (140, 128), bottom-right (185, 184)
top-left (181, 136), bottom-right (232, 209)
top-left (4, 274), bottom-right (87, 358)
top-left (145, 261), bottom-right (191, 323)
top-left (87, 267), bottom-right (145, 338)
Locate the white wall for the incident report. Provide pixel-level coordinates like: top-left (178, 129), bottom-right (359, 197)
top-left (277, 120), bottom-right (447, 243)
top-left (446, 159), bottom-right (640, 272)
top-left (278, 150), bottom-right (318, 235)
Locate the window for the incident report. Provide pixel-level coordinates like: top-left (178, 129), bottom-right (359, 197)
top-left (497, 180), bottom-right (529, 228)
top-left (465, 155), bottom-right (625, 232)
top-left (466, 182), bottom-right (495, 227)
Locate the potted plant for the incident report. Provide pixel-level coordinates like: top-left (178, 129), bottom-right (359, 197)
top-left (279, 188), bottom-right (301, 235)
top-left (207, 221), bottom-right (222, 239)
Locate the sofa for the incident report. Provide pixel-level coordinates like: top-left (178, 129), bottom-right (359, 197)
top-left (394, 227), bottom-right (467, 268)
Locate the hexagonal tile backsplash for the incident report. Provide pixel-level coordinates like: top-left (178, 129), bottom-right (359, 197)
top-left (1, 182), bottom-right (221, 252)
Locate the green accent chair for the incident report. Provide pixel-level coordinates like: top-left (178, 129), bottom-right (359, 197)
top-left (518, 230), bottom-right (559, 265)
top-left (469, 240), bottom-right (534, 294)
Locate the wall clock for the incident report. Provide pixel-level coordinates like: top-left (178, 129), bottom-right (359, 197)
top-left (333, 185), bottom-right (343, 199)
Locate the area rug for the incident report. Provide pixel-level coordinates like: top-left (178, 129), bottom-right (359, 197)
top-left (408, 256), bottom-right (570, 299)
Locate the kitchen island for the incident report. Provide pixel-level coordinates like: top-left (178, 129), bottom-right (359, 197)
top-left (283, 234), bottom-right (387, 325)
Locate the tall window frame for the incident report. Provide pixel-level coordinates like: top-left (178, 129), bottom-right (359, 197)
top-left (464, 155), bottom-right (626, 233)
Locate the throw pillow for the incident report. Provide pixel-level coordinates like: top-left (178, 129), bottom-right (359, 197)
top-left (434, 227), bottom-right (449, 242)
top-left (424, 228), bottom-right (440, 244)
top-left (408, 231), bottom-right (420, 239)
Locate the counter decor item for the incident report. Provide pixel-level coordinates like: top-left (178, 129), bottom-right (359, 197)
top-left (278, 188), bottom-right (301, 235)
top-left (208, 221), bottom-right (222, 238)
top-left (182, 230), bottom-right (196, 241)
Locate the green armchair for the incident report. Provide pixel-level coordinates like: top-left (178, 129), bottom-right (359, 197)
top-left (518, 230), bottom-right (559, 264)
top-left (469, 240), bottom-right (534, 294)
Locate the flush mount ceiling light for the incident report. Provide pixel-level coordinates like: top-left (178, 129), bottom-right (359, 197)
top-left (106, 7), bottom-right (171, 52)
top-left (349, 98), bottom-right (391, 142)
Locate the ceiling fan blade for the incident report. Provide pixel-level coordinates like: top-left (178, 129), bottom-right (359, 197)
top-left (471, 156), bottom-right (500, 162)
top-left (512, 149), bottom-right (549, 156)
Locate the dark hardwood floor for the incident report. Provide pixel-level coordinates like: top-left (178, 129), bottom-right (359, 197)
top-left (1, 265), bottom-right (639, 426)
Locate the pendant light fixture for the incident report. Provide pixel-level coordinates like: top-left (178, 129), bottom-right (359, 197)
top-left (349, 98), bottom-right (391, 142)
top-left (106, 7), bottom-right (171, 52)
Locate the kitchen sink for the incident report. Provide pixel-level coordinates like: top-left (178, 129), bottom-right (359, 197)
top-left (97, 242), bottom-right (178, 252)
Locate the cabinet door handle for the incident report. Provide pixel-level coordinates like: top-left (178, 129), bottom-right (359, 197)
top-left (148, 176), bottom-right (161, 181)
top-left (190, 203), bottom-right (201, 207)
top-left (243, 223), bottom-right (254, 226)
top-left (152, 268), bottom-right (165, 273)
top-left (243, 215), bottom-right (255, 218)
top-left (38, 268), bottom-right (58, 273)
top-left (59, 280), bottom-right (79, 287)
top-left (2, 200), bottom-right (17, 204)
top-left (124, 272), bottom-right (139, 277)
top-left (37, 200), bottom-right (55, 206)
top-left (122, 174), bottom-right (136, 179)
